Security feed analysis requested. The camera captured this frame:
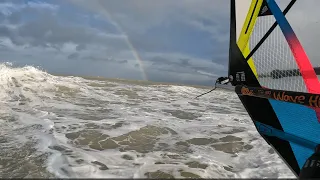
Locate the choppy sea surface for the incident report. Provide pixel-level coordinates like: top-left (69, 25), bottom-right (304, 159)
top-left (0, 63), bottom-right (295, 178)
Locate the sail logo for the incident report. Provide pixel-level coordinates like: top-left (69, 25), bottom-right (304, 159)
top-left (309, 95), bottom-right (320, 108)
top-left (273, 92), bottom-right (305, 104)
top-left (260, 6), bottom-right (268, 15)
top-left (258, 1), bottom-right (272, 17)
top-left (258, 89), bottom-right (265, 95)
top-left (241, 87), bottom-right (253, 96)
top-left (265, 91), bottom-right (271, 95)
top-left (272, 91), bottom-right (320, 108)
top-left (303, 159), bottom-right (320, 168)
top-left (236, 71), bottom-right (245, 82)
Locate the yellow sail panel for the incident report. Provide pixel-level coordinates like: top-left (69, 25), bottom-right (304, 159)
top-left (236, 0), bottom-right (263, 78)
top-left (235, 0), bottom-right (252, 40)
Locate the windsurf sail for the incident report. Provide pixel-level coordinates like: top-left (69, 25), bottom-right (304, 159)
top-left (226, 0), bottom-right (320, 177)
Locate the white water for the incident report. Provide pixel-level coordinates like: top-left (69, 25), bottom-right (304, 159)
top-left (0, 63), bottom-right (295, 178)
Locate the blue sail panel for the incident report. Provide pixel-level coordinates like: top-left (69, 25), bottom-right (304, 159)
top-left (269, 99), bottom-right (320, 168)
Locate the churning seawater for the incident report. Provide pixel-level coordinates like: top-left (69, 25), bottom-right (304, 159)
top-left (0, 63), bottom-right (295, 178)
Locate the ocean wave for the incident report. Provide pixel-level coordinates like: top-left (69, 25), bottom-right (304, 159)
top-left (0, 63), bottom-right (294, 178)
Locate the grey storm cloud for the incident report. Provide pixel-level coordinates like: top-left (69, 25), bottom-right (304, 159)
top-left (149, 56), bottom-right (192, 68)
top-left (76, 44), bottom-right (86, 51)
top-left (68, 0), bottom-right (230, 53)
top-left (180, 58), bottom-right (190, 66)
top-left (6, 12), bottom-right (21, 24)
top-left (0, 7), bottom-right (128, 51)
top-left (118, 60), bottom-right (128, 64)
top-left (67, 53), bottom-right (79, 60)
top-left (17, 18), bottom-right (95, 47)
top-left (146, 55), bottom-right (221, 78)
top-left (149, 56), bottom-right (212, 71)
top-left (79, 55), bottom-right (129, 65)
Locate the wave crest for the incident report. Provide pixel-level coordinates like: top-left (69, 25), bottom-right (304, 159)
top-left (0, 63), bottom-right (90, 103)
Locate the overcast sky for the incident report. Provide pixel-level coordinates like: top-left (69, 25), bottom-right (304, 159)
top-left (0, 0), bottom-right (318, 86)
top-left (0, 0), bottom-right (230, 86)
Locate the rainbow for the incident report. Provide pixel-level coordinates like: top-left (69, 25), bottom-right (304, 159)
top-left (96, 8), bottom-right (148, 81)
